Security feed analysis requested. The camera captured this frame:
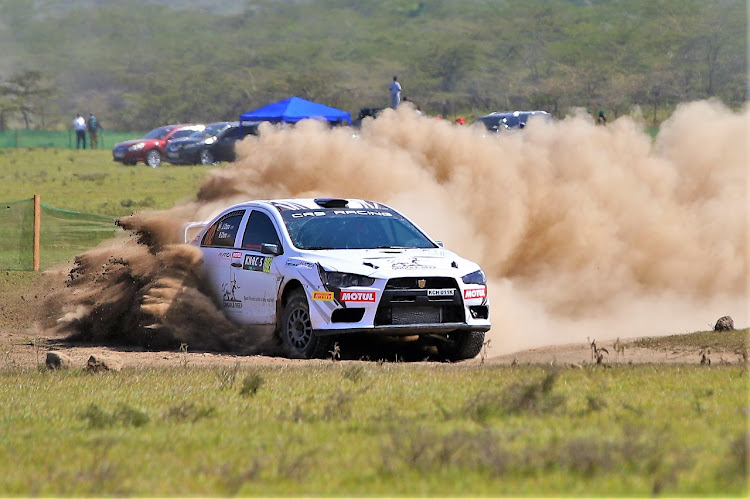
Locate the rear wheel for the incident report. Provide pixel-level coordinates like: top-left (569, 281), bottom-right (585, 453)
top-left (146, 149), bottom-right (162, 168)
top-left (281, 290), bottom-right (330, 359)
top-left (199, 149), bottom-right (215, 165)
top-left (437, 331), bottom-right (485, 361)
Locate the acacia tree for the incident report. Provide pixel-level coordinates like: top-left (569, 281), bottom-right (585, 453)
top-left (0, 70), bottom-right (55, 129)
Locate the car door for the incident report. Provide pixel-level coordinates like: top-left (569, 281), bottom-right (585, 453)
top-left (199, 209), bottom-right (246, 317)
top-left (232, 209), bottom-right (284, 325)
top-left (213, 125), bottom-right (239, 162)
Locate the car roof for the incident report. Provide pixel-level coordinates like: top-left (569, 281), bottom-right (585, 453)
top-left (224, 198), bottom-right (392, 212)
top-left (174, 123), bottom-right (206, 131)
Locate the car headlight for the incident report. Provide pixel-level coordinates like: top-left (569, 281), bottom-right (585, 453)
top-left (323, 271), bottom-right (375, 288)
top-left (128, 142), bottom-right (146, 151)
top-left (462, 269), bottom-right (486, 285)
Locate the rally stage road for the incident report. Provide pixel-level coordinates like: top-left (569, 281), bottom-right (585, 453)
top-left (1, 271), bottom-right (741, 371)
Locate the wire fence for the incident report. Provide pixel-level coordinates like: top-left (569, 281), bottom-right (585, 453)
top-left (0, 130), bottom-right (142, 149)
top-left (0, 197), bottom-right (118, 271)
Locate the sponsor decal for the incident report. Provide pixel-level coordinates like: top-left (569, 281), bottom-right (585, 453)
top-left (243, 254), bottom-right (272, 273)
top-left (286, 260), bottom-right (315, 269)
top-left (392, 258), bottom-right (436, 270)
top-left (332, 210), bottom-right (393, 217)
top-left (340, 290), bottom-right (376, 302)
top-left (312, 291), bottom-right (334, 301)
top-left (218, 251), bottom-right (233, 258)
top-left (291, 211), bottom-right (326, 218)
top-left (427, 288), bottom-right (455, 297)
top-left (243, 296), bottom-right (274, 303)
top-left (221, 275), bottom-right (242, 309)
top-left (463, 287), bottom-right (487, 299)
top-left (232, 251), bottom-right (242, 259)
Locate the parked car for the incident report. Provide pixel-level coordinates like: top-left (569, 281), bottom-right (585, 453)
top-left (185, 197), bottom-right (491, 360)
top-left (111, 124), bottom-right (205, 168)
top-left (165, 121), bottom-right (255, 166)
top-left (473, 110), bottom-right (552, 132)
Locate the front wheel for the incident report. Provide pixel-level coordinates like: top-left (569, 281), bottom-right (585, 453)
top-left (145, 149), bottom-right (162, 168)
top-left (199, 149), bottom-right (216, 166)
top-left (437, 331), bottom-right (486, 361)
top-left (280, 291), bottom-right (330, 359)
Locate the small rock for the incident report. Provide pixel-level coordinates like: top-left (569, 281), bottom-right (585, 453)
top-left (46, 351), bottom-right (74, 370)
top-left (86, 354), bottom-right (123, 372)
top-left (714, 316), bottom-right (734, 331)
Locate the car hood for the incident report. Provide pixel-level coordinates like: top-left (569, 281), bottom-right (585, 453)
top-left (114, 139), bottom-right (151, 148)
top-left (291, 247), bottom-right (480, 279)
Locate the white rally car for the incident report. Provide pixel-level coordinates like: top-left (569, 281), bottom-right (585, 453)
top-left (186, 198), bottom-right (490, 360)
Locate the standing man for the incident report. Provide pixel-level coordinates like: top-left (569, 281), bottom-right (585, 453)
top-left (73, 113), bottom-right (87, 149)
top-left (389, 75), bottom-right (402, 109)
top-left (87, 112), bottom-right (100, 149)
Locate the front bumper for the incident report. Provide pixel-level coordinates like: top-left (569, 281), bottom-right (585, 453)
top-left (314, 323), bottom-right (491, 337)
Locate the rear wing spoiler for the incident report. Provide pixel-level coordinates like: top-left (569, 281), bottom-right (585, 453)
top-left (183, 221), bottom-right (209, 244)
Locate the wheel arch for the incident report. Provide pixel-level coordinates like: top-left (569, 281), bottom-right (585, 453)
top-left (276, 279), bottom-right (305, 329)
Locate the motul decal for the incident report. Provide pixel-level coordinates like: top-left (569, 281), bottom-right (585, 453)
top-left (463, 288), bottom-right (487, 299)
top-left (312, 291), bottom-right (334, 301)
top-left (340, 290), bottom-right (376, 302)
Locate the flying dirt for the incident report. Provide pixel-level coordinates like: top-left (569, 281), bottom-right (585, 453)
top-left (47, 99), bottom-right (749, 357)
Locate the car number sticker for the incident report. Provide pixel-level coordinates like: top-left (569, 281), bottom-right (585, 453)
top-left (242, 254), bottom-right (272, 273)
top-left (427, 289), bottom-right (454, 297)
top-left (340, 291), bottom-right (376, 302)
top-left (312, 291), bottom-right (334, 301)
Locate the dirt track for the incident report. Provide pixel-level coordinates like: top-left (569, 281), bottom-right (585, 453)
top-left (0, 270), bottom-right (742, 371)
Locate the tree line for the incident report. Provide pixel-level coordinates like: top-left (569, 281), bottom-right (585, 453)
top-left (0, 0), bottom-right (745, 132)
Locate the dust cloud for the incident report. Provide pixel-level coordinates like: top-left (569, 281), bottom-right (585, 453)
top-left (49, 99), bottom-right (748, 356)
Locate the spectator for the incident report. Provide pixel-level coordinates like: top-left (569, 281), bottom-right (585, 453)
top-left (87, 113), bottom-right (100, 149)
top-left (597, 110), bottom-right (607, 125)
top-left (73, 113), bottom-right (87, 149)
top-left (455, 117), bottom-right (466, 125)
top-left (389, 75), bottom-right (402, 109)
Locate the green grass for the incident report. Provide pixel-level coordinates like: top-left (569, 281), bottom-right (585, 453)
top-left (630, 329), bottom-right (748, 354)
top-left (0, 148), bottom-right (214, 217)
top-left (0, 364), bottom-right (746, 496)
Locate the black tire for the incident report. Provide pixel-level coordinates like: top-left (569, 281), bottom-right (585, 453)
top-left (437, 331), bottom-right (485, 361)
top-left (146, 149), bottom-right (162, 168)
top-left (199, 149), bottom-right (215, 166)
top-left (280, 290), bottom-right (330, 359)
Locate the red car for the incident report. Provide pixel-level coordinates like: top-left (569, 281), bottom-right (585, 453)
top-left (112, 124), bottom-right (205, 168)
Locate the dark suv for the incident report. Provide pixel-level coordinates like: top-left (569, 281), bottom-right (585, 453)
top-left (165, 121), bottom-right (253, 165)
top-left (473, 110), bottom-right (552, 132)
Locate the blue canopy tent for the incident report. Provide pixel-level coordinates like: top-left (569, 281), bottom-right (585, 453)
top-left (239, 96), bottom-right (351, 136)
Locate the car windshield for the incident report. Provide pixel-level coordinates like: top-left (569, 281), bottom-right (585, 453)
top-left (142, 126), bottom-right (173, 140)
top-left (280, 209), bottom-right (437, 250)
top-left (189, 123), bottom-right (229, 140)
top-left (171, 128), bottom-right (202, 139)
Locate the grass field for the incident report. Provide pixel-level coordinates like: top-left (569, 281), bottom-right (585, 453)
top-left (0, 148), bottom-right (212, 217)
top-left (0, 361), bottom-right (746, 496)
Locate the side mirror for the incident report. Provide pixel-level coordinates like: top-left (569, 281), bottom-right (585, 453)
top-left (261, 243), bottom-right (282, 255)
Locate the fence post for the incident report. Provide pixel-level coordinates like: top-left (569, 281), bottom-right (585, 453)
top-left (33, 194), bottom-right (40, 271)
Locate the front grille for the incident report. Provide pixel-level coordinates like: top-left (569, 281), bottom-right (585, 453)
top-left (374, 276), bottom-right (465, 326)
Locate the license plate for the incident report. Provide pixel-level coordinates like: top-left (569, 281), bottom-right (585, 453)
top-left (427, 288), bottom-right (454, 297)
top-left (114, 152), bottom-right (124, 159)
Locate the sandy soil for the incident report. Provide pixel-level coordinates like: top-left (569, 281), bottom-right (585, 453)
top-left (1, 321), bottom-right (735, 371)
